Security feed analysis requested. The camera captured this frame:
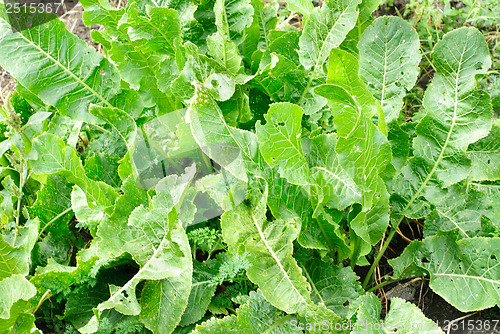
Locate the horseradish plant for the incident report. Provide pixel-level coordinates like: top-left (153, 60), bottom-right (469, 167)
top-left (0, 0), bottom-right (498, 332)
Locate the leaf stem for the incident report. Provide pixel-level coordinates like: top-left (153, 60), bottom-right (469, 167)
top-left (38, 207), bottom-right (73, 240)
top-left (366, 277), bottom-right (397, 293)
top-left (362, 218), bottom-right (401, 289)
top-left (350, 233), bottom-right (363, 270)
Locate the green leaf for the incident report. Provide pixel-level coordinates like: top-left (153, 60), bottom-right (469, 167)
top-left (287, 0), bottom-right (314, 18)
top-left (192, 290), bottom-right (295, 333)
top-left (29, 175), bottom-right (73, 238)
top-left (304, 133), bottom-right (361, 210)
top-left (0, 221), bottom-right (39, 280)
top-left (326, 48), bottom-right (384, 121)
top-left (359, 16), bottom-right (421, 124)
top-left (221, 184), bottom-right (313, 315)
top-left (187, 84), bottom-right (260, 182)
top-left (301, 260), bottom-right (362, 318)
top-left (0, 9), bottom-right (119, 121)
top-left (390, 234), bottom-right (500, 312)
top-left (179, 260), bottom-right (218, 326)
top-left (0, 275), bottom-right (39, 333)
top-left (256, 102), bottom-right (311, 185)
top-left (80, 168), bottom-right (195, 333)
top-left (0, 274), bottom-right (36, 319)
top-left (298, 0), bottom-right (361, 77)
top-left (424, 184), bottom-right (493, 238)
top-left (392, 27), bottom-right (492, 218)
top-left (31, 133), bottom-right (118, 214)
top-left (315, 83), bottom-right (391, 246)
top-left (340, 0), bottom-right (383, 55)
top-left (351, 294), bottom-right (443, 333)
top-left (467, 119), bottom-right (500, 181)
top-left (249, 53), bottom-right (306, 103)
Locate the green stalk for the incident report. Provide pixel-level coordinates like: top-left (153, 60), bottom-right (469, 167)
top-left (350, 233), bottom-right (363, 270)
top-left (362, 218), bottom-right (401, 289)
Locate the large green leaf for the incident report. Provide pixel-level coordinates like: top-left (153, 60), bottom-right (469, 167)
top-left (423, 184), bottom-right (494, 238)
top-left (221, 183), bottom-right (345, 329)
top-left (359, 16), bottom-right (421, 124)
top-left (298, 0), bottom-right (361, 76)
top-left (221, 184), bottom-right (312, 315)
top-left (0, 275), bottom-right (38, 333)
top-left (304, 133), bottom-right (361, 211)
top-left (0, 8), bottom-right (119, 121)
top-left (256, 102), bottom-right (311, 185)
top-left (187, 84), bottom-right (260, 182)
top-left (0, 221), bottom-right (39, 280)
top-left (80, 168), bottom-right (194, 333)
top-left (390, 234), bottom-right (500, 312)
top-left (0, 274), bottom-right (36, 319)
top-left (340, 0), bottom-right (383, 55)
top-left (301, 260), bottom-right (362, 318)
top-left (316, 64), bottom-right (391, 246)
top-left (206, 0), bottom-right (245, 75)
top-left (392, 27), bottom-right (492, 219)
top-left (31, 133), bottom-right (118, 219)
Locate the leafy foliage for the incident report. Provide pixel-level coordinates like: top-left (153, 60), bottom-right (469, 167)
top-left (0, 0), bottom-right (498, 332)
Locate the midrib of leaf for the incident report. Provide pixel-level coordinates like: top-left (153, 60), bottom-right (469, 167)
top-left (434, 208), bottom-right (470, 238)
top-left (380, 39), bottom-right (388, 111)
top-left (0, 245), bottom-right (14, 275)
top-left (251, 211), bottom-right (308, 306)
top-left (298, 0), bottom-right (358, 104)
top-left (436, 273), bottom-right (500, 286)
top-left (273, 121), bottom-right (307, 169)
top-left (300, 264), bottom-right (324, 305)
top-left (8, 18), bottom-right (114, 109)
top-left (311, 166), bottom-right (361, 196)
top-left (398, 34), bottom-right (468, 218)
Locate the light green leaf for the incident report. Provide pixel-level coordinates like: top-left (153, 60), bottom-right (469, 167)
top-left (359, 16), bottom-right (421, 124)
top-left (467, 119), bottom-right (500, 181)
top-left (81, 168), bottom-right (195, 333)
top-left (305, 133), bottom-right (361, 210)
top-left (287, 0), bottom-right (314, 18)
top-left (31, 133), bottom-right (118, 220)
top-left (0, 221), bottom-right (39, 280)
top-left (256, 102), bottom-right (311, 185)
top-left (0, 9), bottom-right (119, 121)
top-left (221, 184), bottom-right (313, 315)
top-left (92, 175), bottom-right (149, 260)
top-left (187, 84), bottom-right (260, 182)
top-left (424, 184), bottom-right (493, 239)
top-left (392, 27), bottom-right (492, 218)
top-left (298, 0), bottom-right (361, 76)
top-left (315, 83), bottom-right (391, 245)
top-left (0, 274), bottom-right (36, 319)
top-left (0, 275), bottom-right (39, 333)
top-left (301, 260), bottom-right (362, 318)
top-left (326, 48), bottom-right (384, 121)
top-left (340, 0), bottom-right (383, 55)
top-left (390, 234), bottom-right (500, 312)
